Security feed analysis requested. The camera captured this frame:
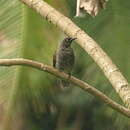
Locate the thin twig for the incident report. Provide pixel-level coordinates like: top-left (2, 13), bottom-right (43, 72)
top-left (0, 58), bottom-right (130, 118)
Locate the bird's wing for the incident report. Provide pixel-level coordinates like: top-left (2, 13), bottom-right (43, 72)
top-left (53, 51), bottom-right (56, 67)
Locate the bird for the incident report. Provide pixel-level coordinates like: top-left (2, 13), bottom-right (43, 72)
top-left (53, 37), bottom-right (76, 88)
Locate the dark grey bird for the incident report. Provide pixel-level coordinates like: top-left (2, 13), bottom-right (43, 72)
top-left (53, 37), bottom-right (76, 88)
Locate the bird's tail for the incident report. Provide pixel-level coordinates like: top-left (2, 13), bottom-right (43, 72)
top-left (60, 80), bottom-right (70, 88)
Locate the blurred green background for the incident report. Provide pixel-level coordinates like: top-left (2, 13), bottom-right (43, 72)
top-left (0, 0), bottom-right (130, 130)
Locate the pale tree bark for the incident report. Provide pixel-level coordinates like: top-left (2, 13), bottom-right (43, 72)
top-left (0, 58), bottom-right (130, 118)
top-left (19, 0), bottom-right (130, 108)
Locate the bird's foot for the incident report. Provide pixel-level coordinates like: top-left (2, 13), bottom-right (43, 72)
top-left (67, 73), bottom-right (71, 80)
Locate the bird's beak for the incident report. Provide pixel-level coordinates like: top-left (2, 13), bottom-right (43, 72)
top-left (70, 38), bottom-right (77, 42)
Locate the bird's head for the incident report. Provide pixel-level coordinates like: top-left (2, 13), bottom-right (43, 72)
top-left (62, 37), bottom-right (76, 48)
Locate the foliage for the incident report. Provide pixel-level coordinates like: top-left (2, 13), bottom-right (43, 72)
top-left (0, 0), bottom-right (130, 129)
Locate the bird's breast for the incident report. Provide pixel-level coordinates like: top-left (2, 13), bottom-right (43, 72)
top-left (56, 47), bottom-right (74, 72)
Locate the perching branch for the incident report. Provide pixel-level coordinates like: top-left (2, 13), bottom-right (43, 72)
top-left (20, 0), bottom-right (130, 108)
top-left (0, 58), bottom-right (130, 118)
